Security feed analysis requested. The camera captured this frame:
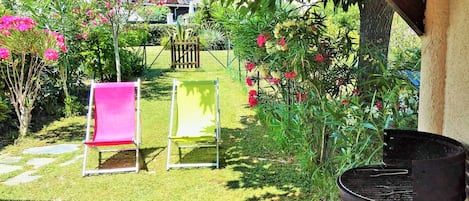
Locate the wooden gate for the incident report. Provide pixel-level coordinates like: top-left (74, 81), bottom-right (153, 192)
top-left (170, 37), bottom-right (200, 68)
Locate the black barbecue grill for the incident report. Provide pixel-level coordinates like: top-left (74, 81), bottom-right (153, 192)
top-left (337, 130), bottom-right (466, 201)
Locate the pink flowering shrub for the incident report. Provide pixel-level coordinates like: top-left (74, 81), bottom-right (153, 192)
top-left (0, 15), bottom-right (66, 137)
top-left (237, 7), bottom-right (355, 108)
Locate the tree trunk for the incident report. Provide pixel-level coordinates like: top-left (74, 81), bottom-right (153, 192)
top-left (113, 23), bottom-right (121, 82)
top-left (18, 104), bottom-right (32, 138)
top-left (358, 0), bottom-right (394, 80)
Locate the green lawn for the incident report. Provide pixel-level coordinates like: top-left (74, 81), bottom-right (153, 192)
top-left (0, 47), bottom-right (313, 200)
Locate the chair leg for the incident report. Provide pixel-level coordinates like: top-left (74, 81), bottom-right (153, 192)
top-left (178, 146), bottom-right (182, 160)
top-left (135, 146), bottom-right (140, 173)
top-left (166, 139), bottom-right (172, 171)
top-left (98, 150), bottom-right (102, 168)
top-left (82, 145), bottom-right (89, 177)
top-left (216, 142), bottom-right (220, 169)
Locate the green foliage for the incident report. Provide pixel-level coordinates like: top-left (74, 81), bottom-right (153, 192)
top-left (224, 1), bottom-right (419, 199)
top-left (0, 93), bottom-right (10, 123)
top-left (64, 95), bottom-right (84, 117)
top-left (136, 5), bottom-right (170, 22)
top-left (198, 23), bottom-right (227, 50)
top-left (147, 23), bottom-right (200, 45)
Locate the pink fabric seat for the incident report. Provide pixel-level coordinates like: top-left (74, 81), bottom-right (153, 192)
top-left (85, 82), bottom-right (136, 146)
top-left (82, 80), bottom-right (141, 176)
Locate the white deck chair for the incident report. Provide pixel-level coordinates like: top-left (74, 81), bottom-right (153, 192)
top-left (82, 79), bottom-right (141, 176)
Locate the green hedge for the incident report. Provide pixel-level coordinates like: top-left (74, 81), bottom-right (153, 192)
top-left (146, 23), bottom-right (200, 46)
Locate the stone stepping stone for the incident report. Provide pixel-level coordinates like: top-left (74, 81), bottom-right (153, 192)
top-left (0, 164), bottom-right (22, 175)
top-left (27, 158), bottom-right (55, 169)
top-left (59, 154), bottom-right (83, 167)
top-left (0, 156), bottom-right (22, 164)
top-left (3, 170), bottom-right (40, 186)
top-left (23, 144), bottom-right (80, 155)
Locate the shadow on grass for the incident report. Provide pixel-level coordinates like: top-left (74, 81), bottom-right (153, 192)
top-left (34, 121), bottom-right (86, 144)
top-left (141, 68), bottom-right (174, 101)
top-left (173, 114), bottom-right (312, 200)
top-left (99, 147), bottom-right (165, 171)
top-left (222, 115), bottom-right (313, 201)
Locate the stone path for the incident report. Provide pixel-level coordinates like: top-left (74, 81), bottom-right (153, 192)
top-left (0, 144), bottom-right (81, 186)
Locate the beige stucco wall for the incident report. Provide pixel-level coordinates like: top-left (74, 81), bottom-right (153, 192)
top-left (420, 0), bottom-right (469, 145)
top-left (419, 0), bottom-right (448, 135)
top-left (443, 0), bottom-right (469, 144)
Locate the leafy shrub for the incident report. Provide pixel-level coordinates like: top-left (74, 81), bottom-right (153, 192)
top-left (147, 23), bottom-right (200, 46)
top-left (226, 2), bottom-right (419, 199)
top-left (198, 23), bottom-right (227, 50)
top-left (136, 5), bottom-right (171, 23)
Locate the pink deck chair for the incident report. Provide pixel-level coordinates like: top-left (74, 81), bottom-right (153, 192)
top-left (82, 79), bottom-right (141, 176)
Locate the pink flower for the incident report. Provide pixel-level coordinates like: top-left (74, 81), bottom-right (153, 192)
top-left (1, 30), bottom-right (11, 36)
top-left (99, 14), bottom-right (110, 24)
top-left (315, 53), bottom-right (326, 62)
top-left (86, 10), bottom-right (93, 16)
top-left (352, 88), bottom-right (360, 96)
top-left (58, 42), bottom-right (67, 52)
top-left (55, 33), bottom-right (65, 43)
top-left (248, 96), bottom-right (258, 107)
top-left (256, 33), bottom-right (267, 48)
top-left (285, 71), bottom-right (296, 79)
top-left (15, 23), bottom-right (32, 31)
top-left (0, 47), bottom-right (10, 59)
top-left (268, 77), bottom-right (280, 84)
top-left (72, 8), bottom-right (81, 14)
top-left (105, 2), bottom-right (112, 8)
top-left (246, 77), bottom-right (253, 87)
top-left (44, 48), bottom-right (59, 61)
top-left (107, 10), bottom-right (116, 17)
top-left (375, 101), bottom-right (382, 110)
top-left (82, 33), bottom-right (88, 40)
top-left (246, 62), bottom-right (255, 72)
top-left (278, 37), bottom-right (286, 46)
top-left (0, 16), bottom-right (36, 32)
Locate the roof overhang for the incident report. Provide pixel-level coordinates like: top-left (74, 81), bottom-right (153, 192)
top-left (385, 0), bottom-right (426, 36)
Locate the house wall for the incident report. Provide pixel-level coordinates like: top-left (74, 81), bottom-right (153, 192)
top-left (419, 0), bottom-right (448, 135)
top-left (444, 0), bottom-right (469, 144)
top-left (421, 0), bottom-right (469, 145)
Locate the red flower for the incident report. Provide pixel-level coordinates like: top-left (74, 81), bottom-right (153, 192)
top-left (336, 78), bottom-right (343, 86)
top-left (268, 77), bottom-right (280, 84)
top-left (257, 33), bottom-right (267, 48)
top-left (278, 37), bottom-right (286, 46)
top-left (342, 99), bottom-right (349, 104)
top-left (248, 96), bottom-right (259, 107)
top-left (296, 93), bottom-right (307, 103)
top-left (315, 53), bottom-right (326, 62)
top-left (285, 70), bottom-right (296, 79)
top-left (246, 77), bottom-right (253, 87)
top-left (246, 62), bottom-right (255, 72)
top-left (248, 90), bottom-right (257, 97)
top-left (375, 101), bottom-right (382, 110)
top-left (352, 88), bottom-right (360, 96)
top-left (311, 25), bottom-right (317, 32)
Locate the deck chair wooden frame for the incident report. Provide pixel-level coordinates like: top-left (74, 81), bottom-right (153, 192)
top-left (166, 78), bottom-right (220, 170)
top-left (82, 79), bottom-right (141, 176)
